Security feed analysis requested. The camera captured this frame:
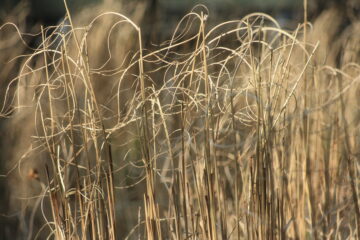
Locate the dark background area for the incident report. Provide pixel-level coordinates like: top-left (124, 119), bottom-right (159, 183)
top-left (1, 0), bottom-right (358, 39)
top-left (0, 0), bottom-right (331, 26)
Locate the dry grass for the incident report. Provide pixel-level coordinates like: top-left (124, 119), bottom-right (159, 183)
top-left (0, 1), bottom-right (360, 239)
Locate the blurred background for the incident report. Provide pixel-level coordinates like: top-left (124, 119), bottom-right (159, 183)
top-left (0, 0), bottom-right (355, 28)
top-left (0, 0), bottom-right (359, 47)
top-left (1, 0), bottom-right (358, 46)
top-left (1, 0), bottom-right (358, 57)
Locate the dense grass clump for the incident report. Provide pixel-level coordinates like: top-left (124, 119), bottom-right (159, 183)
top-left (0, 1), bottom-right (360, 239)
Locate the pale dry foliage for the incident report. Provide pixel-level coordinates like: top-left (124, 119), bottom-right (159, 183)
top-left (0, 2), bottom-right (360, 240)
